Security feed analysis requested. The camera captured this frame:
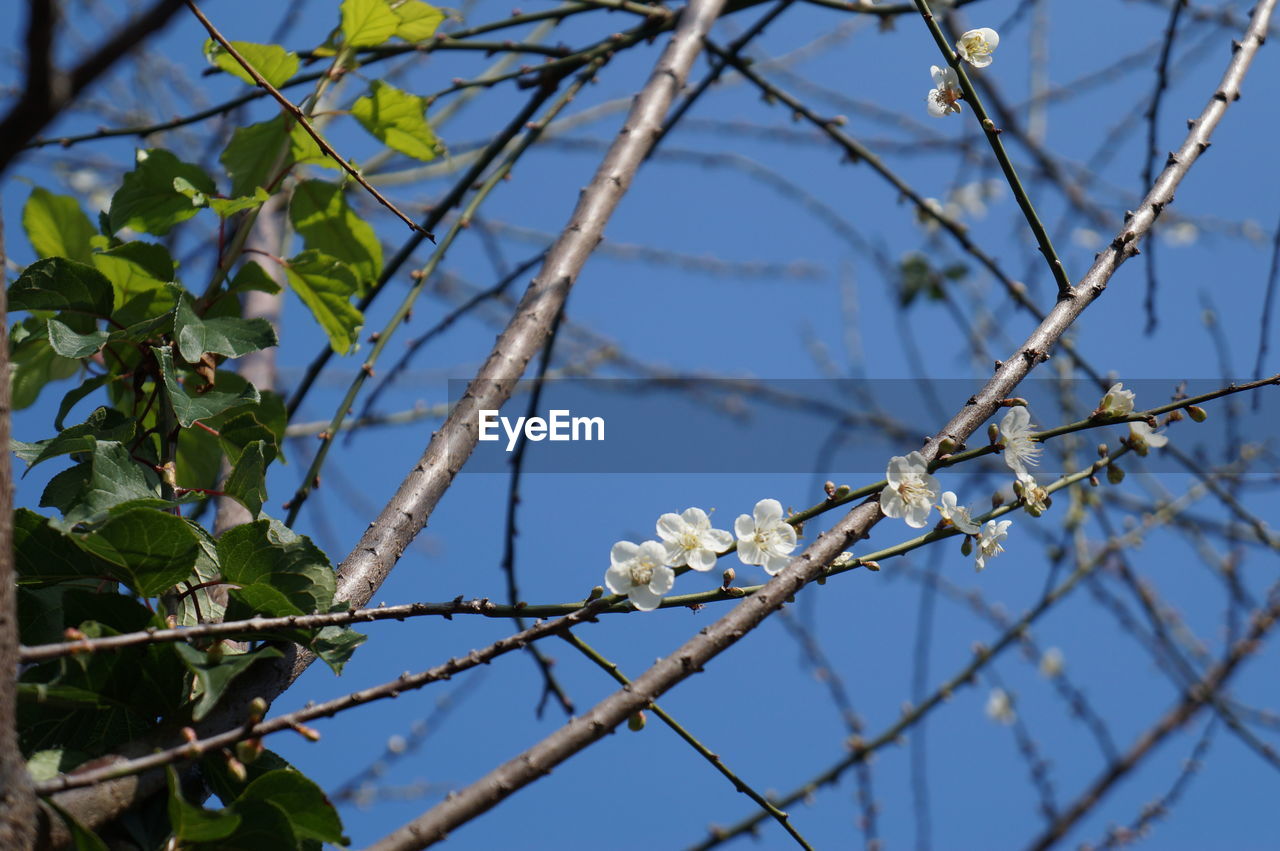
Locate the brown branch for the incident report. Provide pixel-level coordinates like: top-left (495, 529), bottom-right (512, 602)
top-left (361, 1), bottom-right (1277, 844)
top-left (183, 0), bottom-right (434, 241)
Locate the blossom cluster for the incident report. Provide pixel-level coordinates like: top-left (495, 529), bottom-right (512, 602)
top-left (926, 27), bottom-right (999, 118)
top-left (608, 386), bottom-right (1170, 610)
top-left (606, 502), bottom-right (797, 611)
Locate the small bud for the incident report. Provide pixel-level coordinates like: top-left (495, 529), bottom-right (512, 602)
top-left (824, 480), bottom-right (837, 497)
top-left (833, 484), bottom-right (852, 499)
top-left (960, 536), bottom-right (973, 556)
top-left (1107, 464), bottom-right (1125, 484)
top-left (585, 586), bottom-right (604, 601)
top-left (937, 436), bottom-right (958, 455)
top-left (248, 697), bottom-right (268, 724)
top-left (235, 738), bottom-right (263, 765)
top-left (861, 560), bottom-right (881, 572)
top-left (289, 722), bottom-right (321, 742)
top-left (1089, 474), bottom-right (1100, 487)
top-left (225, 754), bottom-right (248, 783)
top-left (1165, 408), bottom-right (1184, 423)
top-left (628, 711), bottom-right (647, 731)
top-left (1187, 405), bottom-right (1208, 422)
top-left (991, 491), bottom-right (1005, 509)
top-left (987, 423), bottom-right (1000, 445)
top-left (999, 397), bottom-right (1029, 408)
top-left (721, 567), bottom-right (735, 589)
top-left (1098, 443), bottom-right (1110, 458)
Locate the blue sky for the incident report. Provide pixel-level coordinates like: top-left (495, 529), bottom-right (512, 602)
top-left (5, 0), bottom-right (1280, 848)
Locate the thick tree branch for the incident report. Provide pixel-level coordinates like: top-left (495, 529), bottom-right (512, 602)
top-left (363, 2), bottom-right (1276, 845)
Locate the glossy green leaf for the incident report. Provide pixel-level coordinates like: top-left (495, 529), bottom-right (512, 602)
top-left (239, 770), bottom-right (345, 843)
top-left (223, 439), bottom-right (274, 518)
top-left (51, 440), bottom-right (161, 526)
top-left (9, 257), bottom-right (115, 316)
top-left (202, 39), bottom-right (299, 89)
top-left (14, 508), bottom-right (117, 585)
top-left (92, 240), bottom-right (176, 325)
top-left (174, 643), bottom-right (284, 721)
top-left (168, 767), bottom-right (243, 841)
top-left (290, 180), bottom-right (382, 288)
top-left (351, 79), bottom-right (442, 162)
top-left (342, 0), bottom-right (400, 47)
top-left (389, 0), bottom-right (445, 41)
top-left (109, 149), bottom-right (217, 236)
top-left (218, 519), bottom-right (335, 617)
top-left (310, 623), bottom-right (367, 675)
top-left (208, 187), bottom-right (272, 217)
top-left (221, 115), bottom-right (334, 197)
top-left (46, 318), bottom-right (109, 358)
top-left (71, 506), bottom-right (201, 596)
top-left (23, 187), bottom-right (95, 263)
top-left (282, 251), bottom-right (363, 353)
top-left (155, 346), bottom-right (261, 427)
top-left (175, 294), bottom-right (277, 362)
top-left (218, 413), bottom-right (279, 463)
top-left (229, 261), bottom-right (282, 295)
top-left (13, 407), bottom-right (134, 468)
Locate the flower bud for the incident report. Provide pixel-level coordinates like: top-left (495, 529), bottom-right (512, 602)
top-left (987, 423), bottom-right (1000, 445)
top-left (991, 491), bottom-right (1005, 509)
top-left (721, 568), bottom-right (735, 589)
top-left (236, 738), bottom-right (263, 765)
top-left (248, 697), bottom-right (268, 725)
top-left (1107, 464), bottom-right (1125, 484)
top-left (628, 711), bottom-right (647, 731)
top-left (1098, 443), bottom-right (1110, 458)
top-left (1187, 405), bottom-right (1208, 422)
top-left (833, 484), bottom-right (851, 499)
top-left (861, 560), bottom-right (881, 572)
top-left (226, 754), bottom-right (248, 783)
top-left (960, 536), bottom-right (973, 556)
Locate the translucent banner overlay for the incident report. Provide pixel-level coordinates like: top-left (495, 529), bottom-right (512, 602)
top-left (448, 379), bottom-right (1274, 474)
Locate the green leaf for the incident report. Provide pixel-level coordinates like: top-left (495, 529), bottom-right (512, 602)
top-left (290, 180), bottom-right (382, 288)
top-left (310, 623), bottom-right (366, 674)
top-left (46, 318), bottom-right (109, 358)
top-left (209, 187), bottom-right (272, 217)
top-left (351, 79), bottom-right (442, 162)
top-left (342, 0), bottom-right (400, 47)
top-left (229, 261), bottom-right (282, 295)
top-left (174, 643), bottom-right (284, 721)
top-left (283, 251), bottom-right (363, 353)
top-left (389, 0), bottom-right (445, 41)
top-left (13, 406), bottom-right (134, 469)
top-left (54, 374), bottom-right (111, 431)
top-left (173, 524), bottom-right (227, 627)
top-left (175, 294), bottom-right (277, 362)
top-left (224, 440), bottom-right (274, 518)
top-left (109, 149), bottom-right (217, 236)
top-left (27, 748), bottom-right (87, 783)
top-left (92, 240), bottom-right (176, 323)
top-left (220, 115), bottom-right (334, 197)
top-left (71, 506), bottom-right (201, 596)
top-left (24, 187), bottom-right (95, 262)
top-left (10, 318), bottom-right (81, 410)
top-left (203, 39), bottom-right (299, 89)
top-left (168, 767), bottom-right (243, 841)
top-left (239, 770), bottom-right (345, 843)
top-left (218, 519), bottom-right (335, 617)
top-left (14, 508), bottom-right (122, 586)
top-left (51, 440), bottom-right (162, 525)
top-left (218, 413), bottom-right (278, 463)
top-left (9, 257), bottom-right (115, 316)
top-left (155, 346), bottom-right (260, 427)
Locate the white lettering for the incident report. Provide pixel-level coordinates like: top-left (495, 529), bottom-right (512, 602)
top-left (501, 416), bottom-right (526, 452)
top-left (478, 410), bottom-right (500, 441)
top-left (573, 415), bottom-right (604, 441)
top-left (549, 410), bottom-right (570, 441)
top-left (481, 409), bottom-right (604, 451)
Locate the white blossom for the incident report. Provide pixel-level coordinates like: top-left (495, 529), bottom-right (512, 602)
top-left (975, 518), bottom-right (1012, 571)
top-left (1039, 647), bottom-right (1064, 678)
top-left (1128, 420), bottom-right (1169, 456)
top-left (938, 491), bottom-right (980, 534)
top-left (1096, 382), bottom-right (1136, 418)
top-left (880, 451), bottom-right (940, 528)
top-left (605, 540), bottom-right (675, 612)
top-left (926, 64), bottom-right (963, 117)
top-left (735, 499), bottom-right (798, 575)
top-left (985, 687), bottom-right (1016, 724)
top-left (956, 27), bottom-right (1000, 68)
top-left (999, 406), bottom-right (1042, 477)
top-left (1015, 472), bottom-right (1050, 517)
top-left (657, 507), bottom-right (734, 571)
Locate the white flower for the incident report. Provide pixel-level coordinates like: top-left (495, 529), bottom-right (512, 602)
top-left (735, 498), bottom-right (798, 576)
top-left (1039, 647), bottom-right (1064, 678)
top-left (956, 27), bottom-right (1000, 68)
top-left (938, 491), bottom-right (980, 534)
top-left (605, 540), bottom-right (675, 612)
top-left (1128, 420), bottom-right (1169, 456)
top-left (999, 407), bottom-right (1042, 477)
top-left (926, 64), bottom-right (963, 117)
top-left (1015, 472), bottom-right (1050, 517)
top-left (985, 687), bottom-right (1016, 724)
top-left (657, 507), bottom-right (734, 571)
top-left (975, 518), bottom-right (1012, 571)
top-left (1096, 382), bottom-right (1136, 418)
top-left (880, 451), bottom-right (940, 528)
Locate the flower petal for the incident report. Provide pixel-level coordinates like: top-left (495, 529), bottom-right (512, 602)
top-left (754, 498), bottom-right (783, 528)
top-left (687, 547), bottom-right (718, 572)
top-left (605, 563), bottom-right (632, 595)
top-left (610, 540), bottom-right (638, 566)
top-left (734, 514), bottom-right (755, 540)
top-left (703, 528), bottom-right (735, 550)
top-left (628, 585), bottom-right (662, 612)
top-left (649, 564), bottom-right (675, 594)
top-left (656, 513), bottom-right (686, 543)
top-left (681, 507), bottom-right (709, 529)
top-left (763, 551), bottom-right (792, 576)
